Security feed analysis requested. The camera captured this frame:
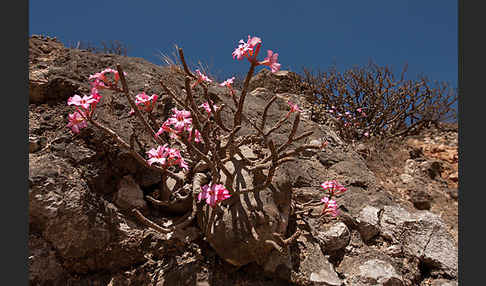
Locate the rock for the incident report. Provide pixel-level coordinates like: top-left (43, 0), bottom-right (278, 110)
top-left (420, 160), bottom-right (443, 180)
top-left (404, 159), bottom-right (418, 176)
top-left (445, 188), bottom-right (458, 200)
top-left (379, 206), bottom-right (458, 277)
top-left (429, 279), bottom-right (458, 286)
top-left (29, 154), bottom-right (146, 274)
top-left (356, 205), bottom-right (381, 241)
top-left (290, 234), bottom-right (343, 286)
top-left (114, 175), bottom-right (148, 211)
top-left (448, 171), bottom-right (458, 182)
top-left (317, 148), bottom-right (348, 168)
top-left (136, 168), bottom-right (162, 188)
top-left (410, 190), bottom-right (432, 210)
top-left (248, 68), bottom-right (305, 94)
top-left (29, 136), bottom-right (47, 153)
top-left (29, 234), bottom-right (70, 285)
top-left (199, 147), bottom-right (291, 266)
top-left (328, 160), bottom-right (375, 188)
top-left (347, 259), bottom-right (403, 286)
top-left (317, 221), bottom-right (351, 252)
top-left (399, 173), bottom-right (414, 184)
top-left (409, 147), bottom-right (423, 159)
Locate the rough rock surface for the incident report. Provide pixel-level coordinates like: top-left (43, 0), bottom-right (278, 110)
top-left (28, 36), bottom-right (458, 285)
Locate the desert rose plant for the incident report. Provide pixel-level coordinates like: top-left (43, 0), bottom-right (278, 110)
top-left (66, 35), bottom-right (348, 247)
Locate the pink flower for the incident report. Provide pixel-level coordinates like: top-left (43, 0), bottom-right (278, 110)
top-left (364, 132), bottom-right (369, 137)
top-left (186, 126), bottom-right (203, 143)
top-left (165, 147), bottom-right (189, 170)
top-left (89, 68), bottom-right (126, 90)
top-left (67, 111), bottom-right (88, 134)
top-left (357, 108), bottom-right (362, 113)
top-left (321, 197), bottom-right (339, 217)
top-left (220, 77), bottom-right (235, 89)
top-left (67, 94), bottom-right (98, 110)
top-left (167, 108), bottom-right (192, 131)
top-left (199, 101), bottom-right (219, 115)
top-left (260, 50), bottom-right (281, 73)
top-left (192, 69), bottom-right (212, 88)
top-left (134, 92), bottom-right (158, 113)
top-left (155, 121), bottom-right (172, 138)
top-left (320, 180), bottom-right (347, 196)
top-left (286, 101), bottom-right (302, 117)
top-left (198, 183), bottom-right (231, 207)
top-left (146, 145), bottom-right (169, 166)
top-left (232, 35), bottom-right (262, 60)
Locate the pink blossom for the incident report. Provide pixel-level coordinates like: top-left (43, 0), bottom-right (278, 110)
top-left (199, 101), bottom-right (219, 115)
top-left (186, 126), bottom-right (203, 143)
top-left (286, 101), bottom-right (302, 117)
top-left (67, 111), bottom-right (88, 134)
top-left (165, 147), bottom-right (189, 170)
top-left (67, 94), bottom-right (98, 110)
top-left (320, 180), bottom-right (347, 196)
top-left (321, 197), bottom-right (339, 217)
top-left (146, 145), bottom-right (169, 166)
top-left (146, 145), bottom-right (188, 170)
top-left (364, 132), bottom-right (369, 137)
top-left (89, 68), bottom-right (126, 90)
top-left (357, 108), bottom-right (362, 113)
top-left (134, 92), bottom-right (158, 113)
top-left (198, 183), bottom-right (231, 207)
top-left (260, 50), bottom-right (281, 73)
top-left (167, 108), bottom-right (193, 131)
top-left (232, 35), bottom-right (262, 60)
top-left (192, 69), bottom-right (212, 88)
top-left (220, 77), bottom-right (235, 89)
top-left (155, 121), bottom-right (174, 138)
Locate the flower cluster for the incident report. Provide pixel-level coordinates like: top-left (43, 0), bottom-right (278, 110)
top-left (89, 68), bottom-right (124, 90)
top-left (146, 144), bottom-right (189, 170)
top-left (66, 89), bottom-right (101, 133)
top-left (129, 92), bottom-right (159, 115)
top-left (199, 101), bottom-right (219, 116)
top-left (232, 35), bottom-right (281, 73)
top-left (192, 69), bottom-right (213, 89)
top-left (319, 180), bottom-right (347, 217)
top-left (155, 108), bottom-right (202, 143)
top-left (66, 68), bottom-right (128, 134)
top-left (198, 183), bottom-right (231, 208)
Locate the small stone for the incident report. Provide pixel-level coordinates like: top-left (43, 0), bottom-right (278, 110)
top-left (410, 190), bottom-right (432, 210)
top-left (356, 205), bottom-right (381, 241)
top-left (318, 221), bottom-right (351, 252)
top-left (430, 279), bottom-right (458, 286)
top-left (399, 173), bottom-right (414, 184)
top-left (353, 259), bottom-right (403, 286)
top-left (114, 175), bottom-right (147, 211)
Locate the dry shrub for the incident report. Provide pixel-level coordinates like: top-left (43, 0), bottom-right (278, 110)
top-left (302, 62), bottom-right (457, 142)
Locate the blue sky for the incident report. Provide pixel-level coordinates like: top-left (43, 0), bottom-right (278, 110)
top-left (29, 1), bottom-right (457, 87)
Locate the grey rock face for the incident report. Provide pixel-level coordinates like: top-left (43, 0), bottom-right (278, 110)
top-left (429, 279), bottom-right (459, 286)
top-left (341, 257), bottom-right (403, 286)
top-left (291, 234), bottom-right (343, 286)
top-left (29, 154), bottom-right (146, 275)
top-left (199, 147), bottom-right (291, 267)
top-left (356, 205), bottom-right (381, 241)
top-left (380, 206), bottom-right (458, 278)
top-left (317, 221), bottom-right (351, 252)
top-left (114, 175), bottom-right (148, 211)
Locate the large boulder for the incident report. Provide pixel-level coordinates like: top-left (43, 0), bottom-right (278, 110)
top-left (198, 147), bottom-right (292, 266)
top-left (29, 152), bottom-right (147, 274)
